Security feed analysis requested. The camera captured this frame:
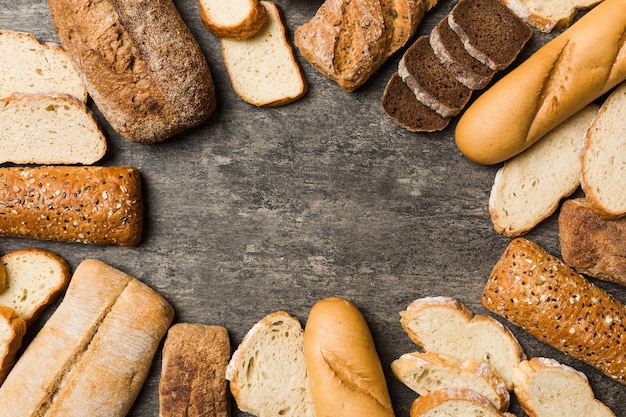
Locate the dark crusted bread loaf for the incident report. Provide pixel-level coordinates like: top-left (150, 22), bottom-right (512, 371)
top-left (0, 166), bottom-right (143, 246)
top-left (48, 0), bottom-right (216, 144)
top-left (483, 237), bottom-right (626, 385)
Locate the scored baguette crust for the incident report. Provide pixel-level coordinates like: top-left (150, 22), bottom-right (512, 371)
top-left (304, 297), bottom-right (395, 417)
top-left (0, 166), bottom-right (143, 246)
top-left (199, 0), bottom-right (268, 39)
top-left (483, 237), bottom-right (626, 385)
top-left (0, 306), bottom-right (26, 385)
top-left (455, 0), bottom-right (626, 165)
top-left (410, 388), bottom-right (506, 417)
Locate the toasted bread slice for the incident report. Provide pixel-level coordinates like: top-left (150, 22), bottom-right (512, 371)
top-left (0, 306), bottom-right (26, 384)
top-left (199, 0), bottom-right (267, 39)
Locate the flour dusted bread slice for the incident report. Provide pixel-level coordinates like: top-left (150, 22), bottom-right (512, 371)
top-left (0, 30), bottom-right (87, 102)
top-left (410, 388), bottom-right (511, 417)
top-left (392, 351), bottom-right (510, 411)
top-left (0, 93), bottom-right (107, 165)
top-left (502, 0), bottom-right (605, 32)
top-left (513, 357), bottom-right (615, 417)
top-left (0, 306), bottom-right (26, 385)
top-left (221, 2), bottom-right (307, 107)
top-left (581, 81), bottom-right (626, 219)
top-left (0, 248), bottom-right (71, 326)
top-left (226, 311), bottom-right (315, 417)
top-left (400, 296), bottom-right (525, 390)
top-left (489, 104), bottom-right (599, 237)
top-left (200, 0), bottom-right (267, 39)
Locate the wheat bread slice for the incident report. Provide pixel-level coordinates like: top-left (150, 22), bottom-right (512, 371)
top-left (502, 0), bottom-right (605, 32)
top-left (199, 0), bottom-right (267, 39)
top-left (0, 248), bottom-right (71, 326)
top-left (0, 306), bottom-right (26, 385)
top-left (226, 311), bottom-right (315, 417)
top-left (410, 388), bottom-right (511, 417)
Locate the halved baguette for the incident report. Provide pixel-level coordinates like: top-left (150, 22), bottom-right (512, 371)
top-left (502, 0), bottom-right (604, 32)
top-left (199, 0), bottom-right (267, 39)
top-left (0, 306), bottom-right (26, 385)
top-left (410, 388), bottom-right (511, 417)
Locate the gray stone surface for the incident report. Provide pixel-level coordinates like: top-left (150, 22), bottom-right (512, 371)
top-left (1, 1), bottom-right (624, 416)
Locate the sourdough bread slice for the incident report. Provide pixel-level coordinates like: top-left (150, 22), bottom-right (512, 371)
top-left (489, 104), bottom-right (599, 237)
top-left (410, 388), bottom-right (510, 417)
top-left (0, 30), bottom-right (87, 102)
top-left (580, 81), bottom-right (626, 219)
top-left (226, 311), bottom-right (315, 417)
top-left (0, 93), bottom-right (107, 165)
top-left (400, 296), bottom-right (525, 390)
top-left (222, 2), bottom-right (307, 107)
top-left (199, 0), bottom-right (268, 39)
top-left (0, 306), bottom-right (26, 385)
top-left (513, 357), bottom-right (616, 417)
top-left (0, 248), bottom-right (71, 326)
top-left (502, 0), bottom-right (604, 32)
top-left (392, 351), bottom-right (510, 411)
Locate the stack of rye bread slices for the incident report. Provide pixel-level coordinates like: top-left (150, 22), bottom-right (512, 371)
top-left (383, 0), bottom-right (532, 132)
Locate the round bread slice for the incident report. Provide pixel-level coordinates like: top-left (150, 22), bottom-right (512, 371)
top-left (199, 0), bottom-right (267, 39)
top-left (410, 388), bottom-right (510, 417)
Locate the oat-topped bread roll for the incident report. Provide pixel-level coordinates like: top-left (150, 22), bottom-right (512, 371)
top-left (48, 0), bottom-right (216, 144)
top-left (483, 237), bottom-right (626, 385)
top-left (0, 166), bottom-right (143, 245)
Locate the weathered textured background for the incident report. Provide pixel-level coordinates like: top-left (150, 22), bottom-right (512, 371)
top-left (2, 1), bottom-right (624, 416)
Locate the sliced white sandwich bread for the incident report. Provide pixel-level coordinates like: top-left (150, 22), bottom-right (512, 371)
top-left (226, 311), bottom-right (315, 417)
top-left (0, 306), bottom-right (26, 385)
top-left (513, 357), bottom-right (616, 417)
top-left (220, 1), bottom-right (307, 107)
top-left (0, 30), bottom-right (87, 102)
top-left (400, 296), bottom-right (526, 390)
top-left (502, 0), bottom-right (605, 32)
top-left (489, 104), bottom-right (599, 237)
top-left (410, 388), bottom-right (514, 417)
top-left (0, 248), bottom-right (71, 326)
top-left (392, 351), bottom-right (510, 411)
top-left (199, 0), bottom-right (268, 39)
top-left (0, 93), bottom-right (107, 165)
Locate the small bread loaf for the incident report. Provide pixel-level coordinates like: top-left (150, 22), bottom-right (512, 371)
top-left (48, 0), bottom-right (216, 144)
top-left (502, 0), bottom-right (605, 32)
top-left (482, 237), bottom-right (626, 385)
top-left (0, 259), bottom-right (174, 416)
top-left (513, 357), bottom-right (616, 417)
top-left (160, 323), bottom-right (231, 417)
top-left (0, 165), bottom-right (143, 246)
top-left (0, 306), bottom-right (26, 385)
top-left (559, 198), bottom-right (626, 286)
top-left (199, 0), bottom-right (267, 39)
top-left (410, 388), bottom-right (510, 417)
top-left (455, 0), bottom-right (626, 165)
top-left (304, 297), bottom-right (395, 417)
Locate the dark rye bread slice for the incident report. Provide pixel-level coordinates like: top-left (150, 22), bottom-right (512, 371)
top-left (430, 18), bottom-right (496, 90)
top-left (382, 72), bottom-right (451, 132)
top-left (398, 36), bottom-right (472, 118)
top-left (448, 0), bottom-right (533, 71)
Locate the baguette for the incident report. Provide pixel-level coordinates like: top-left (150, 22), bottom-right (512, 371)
top-left (483, 237), bottom-right (626, 385)
top-left (304, 297), bottom-right (395, 417)
top-left (455, 0), bottom-right (626, 165)
top-left (0, 166), bottom-right (143, 246)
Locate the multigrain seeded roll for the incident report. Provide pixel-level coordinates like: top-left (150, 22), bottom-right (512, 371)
top-left (482, 237), bottom-right (626, 385)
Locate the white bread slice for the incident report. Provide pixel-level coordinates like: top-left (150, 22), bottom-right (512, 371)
top-left (400, 297), bottom-right (525, 390)
top-left (581, 81), bottom-right (626, 219)
top-left (410, 388), bottom-right (511, 417)
top-left (200, 0), bottom-right (268, 39)
top-left (0, 30), bottom-right (87, 102)
top-left (0, 306), bottom-right (26, 384)
top-left (226, 311), bottom-right (315, 417)
top-left (221, 2), bottom-right (307, 107)
top-left (0, 248), bottom-right (71, 326)
top-left (489, 104), bottom-right (599, 237)
top-left (513, 357), bottom-right (616, 417)
top-left (0, 93), bottom-right (107, 165)
top-left (392, 351), bottom-right (510, 411)
top-left (502, 0), bottom-right (604, 32)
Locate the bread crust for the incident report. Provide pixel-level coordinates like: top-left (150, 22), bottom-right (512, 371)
top-left (0, 306), bottom-right (26, 385)
top-left (455, 0), bottom-right (626, 165)
top-left (409, 388), bottom-right (504, 417)
top-left (304, 297), bottom-right (395, 417)
top-left (48, 0), bottom-right (216, 144)
top-left (200, 0), bottom-right (268, 39)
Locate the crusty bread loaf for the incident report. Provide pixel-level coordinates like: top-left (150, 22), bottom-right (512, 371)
top-left (559, 198), bottom-right (626, 286)
top-left (400, 296), bottom-right (525, 390)
top-left (410, 388), bottom-right (510, 417)
top-left (502, 0), bottom-right (605, 32)
top-left (160, 323), bottom-right (231, 417)
top-left (0, 248), bottom-right (71, 326)
top-left (455, 0), bottom-right (626, 165)
top-left (392, 351), bottom-right (510, 411)
top-left (0, 30), bottom-right (86, 102)
top-left (220, 2), bottom-right (307, 107)
top-left (0, 306), bottom-right (26, 385)
top-left (199, 0), bottom-right (267, 39)
top-left (489, 105), bottom-right (599, 237)
top-left (0, 165), bottom-right (143, 246)
top-left (304, 297), bottom-right (395, 417)
top-left (48, 0), bottom-right (216, 144)
top-left (226, 311), bottom-right (315, 417)
top-left (580, 81), bottom-right (626, 219)
top-left (513, 357), bottom-right (615, 417)
top-left (483, 237), bottom-right (626, 385)
top-left (0, 93), bottom-right (107, 165)
top-left (0, 259), bottom-right (174, 416)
